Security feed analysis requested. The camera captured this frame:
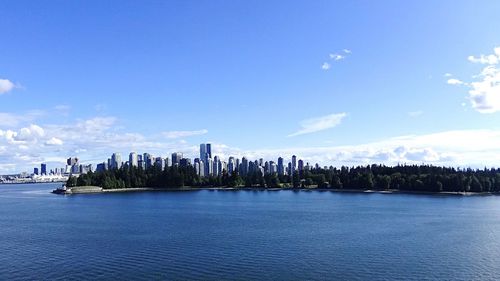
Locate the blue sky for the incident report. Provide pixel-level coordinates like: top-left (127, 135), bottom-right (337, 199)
top-left (1, 0), bottom-right (500, 173)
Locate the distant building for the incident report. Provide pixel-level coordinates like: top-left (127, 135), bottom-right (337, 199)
top-left (277, 157), bottom-right (284, 175)
top-left (179, 158), bottom-right (191, 167)
top-left (34, 167), bottom-right (39, 175)
top-left (172, 152), bottom-right (183, 166)
top-left (129, 152), bottom-right (138, 167)
top-left (292, 155), bottom-right (297, 173)
top-left (41, 163), bottom-right (47, 175)
top-left (155, 157), bottom-right (164, 170)
top-left (298, 159), bottom-right (304, 175)
top-left (111, 153), bottom-right (122, 169)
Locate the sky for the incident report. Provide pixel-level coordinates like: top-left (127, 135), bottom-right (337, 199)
top-left (1, 0), bottom-right (500, 174)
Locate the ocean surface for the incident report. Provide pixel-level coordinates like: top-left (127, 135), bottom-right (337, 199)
top-left (1, 183), bottom-right (500, 280)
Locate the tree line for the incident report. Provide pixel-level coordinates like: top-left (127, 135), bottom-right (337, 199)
top-left (67, 164), bottom-right (500, 193)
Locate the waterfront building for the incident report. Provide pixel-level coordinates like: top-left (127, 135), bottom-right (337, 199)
top-left (34, 168), bottom-right (39, 175)
top-left (292, 155), bottom-right (297, 173)
top-left (164, 157), bottom-right (170, 168)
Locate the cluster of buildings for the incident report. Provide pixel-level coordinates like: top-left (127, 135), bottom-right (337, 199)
top-left (32, 157), bottom-right (93, 177)
top-left (1, 143), bottom-right (322, 184)
top-left (95, 143), bottom-right (321, 177)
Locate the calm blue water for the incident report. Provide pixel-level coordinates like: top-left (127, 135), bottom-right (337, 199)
top-left (1, 183), bottom-right (500, 280)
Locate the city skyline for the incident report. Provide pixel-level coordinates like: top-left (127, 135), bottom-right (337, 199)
top-left (2, 1), bottom-right (500, 174)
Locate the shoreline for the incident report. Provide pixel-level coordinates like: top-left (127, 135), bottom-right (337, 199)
top-left (54, 186), bottom-right (500, 196)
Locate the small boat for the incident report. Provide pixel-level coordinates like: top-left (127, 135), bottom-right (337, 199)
top-left (52, 184), bottom-right (68, 194)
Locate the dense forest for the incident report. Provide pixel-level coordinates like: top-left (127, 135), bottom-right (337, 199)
top-left (67, 164), bottom-right (500, 193)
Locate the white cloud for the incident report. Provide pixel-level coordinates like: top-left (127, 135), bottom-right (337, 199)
top-left (0, 79), bottom-right (15, 94)
top-left (288, 113), bottom-right (346, 137)
top-left (321, 62), bottom-right (331, 70)
top-left (329, 54), bottom-right (345, 61)
top-left (447, 78), bottom-right (465, 85)
top-left (343, 49), bottom-right (351, 54)
top-left (468, 54), bottom-right (499, 65)
top-left (210, 129), bottom-right (500, 168)
top-left (45, 137), bottom-right (63, 146)
top-left (444, 73), bottom-right (453, 77)
top-left (448, 46), bottom-right (500, 113)
top-left (162, 129), bottom-right (208, 139)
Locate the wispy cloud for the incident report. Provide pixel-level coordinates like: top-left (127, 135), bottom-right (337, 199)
top-left (447, 78), bottom-right (465, 85)
top-left (329, 54), bottom-right (345, 61)
top-left (288, 113), bottom-right (346, 137)
top-left (448, 46), bottom-right (500, 113)
top-left (0, 79), bottom-right (15, 94)
top-left (408, 110), bottom-right (423, 117)
top-left (162, 129), bottom-right (208, 139)
top-left (322, 49), bottom-right (351, 71)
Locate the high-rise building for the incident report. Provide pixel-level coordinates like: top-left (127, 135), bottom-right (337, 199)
top-left (67, 157), bottom-right (79, 166)
top-left (34, 168), bottom-right (39, 175)
top-left (41, 163), bottom-right (47, 175)
top-left (270, 162), bottom-right (277, 174)
top-left (241, 157), bottom-right (248, 176)
top-left (298, 159), bottom-right (304, 174)
top-left (180, 158), bottom-right (191, 167)
top-left (129, 152), bottom-right (138, 167)
top-left (277, 157), bottom-right (284, 175)
top-left (155, 157), bottom-right (164, 170)
top-left (172, 153), bottom-right (183, 166)
top-left (291, 155), bottom-right (297, 173)
top-left (199, 160), bottom-right (205, 177)
top-left (200, 144), bottom-right (207, 160)
top-left (228, 157), bottom-right (235, 174)
top-left (111, 153), bottom-right (122, 169)
top-left (213, 156), bottom-right (220, 176)
top-left (206, 144), bottom-right (212, 159)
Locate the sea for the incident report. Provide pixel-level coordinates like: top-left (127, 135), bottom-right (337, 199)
top-left (1, 183), bottom-right (500, 280)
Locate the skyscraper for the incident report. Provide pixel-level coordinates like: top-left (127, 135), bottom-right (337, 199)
top-left (41, 163), bottom-right (47, 175)
top-left (277, 157), bottom-right (284, 175)
top-left (206, 143), bottom-right (212, 159)
top-left (228, 157), bottom-right (235, 174)
top-left (292, 155), bottom-right (297, 173)
top-left (213, 156), bottom-right (220, 176)
top-left (200, 144), bottom-right (207, 160)
top-left (111, 153), bottom-right (122, 169)
top-left (129, 152), bottom-right (138, 167)
top-left (298, 159), bottom-right (304, 175)
top-left (171, 152), bottom-right (183, 166)
top-left (34, 167), bottom-right (39, 175)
